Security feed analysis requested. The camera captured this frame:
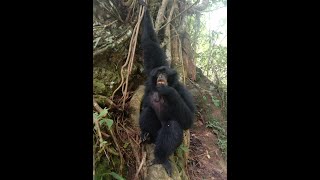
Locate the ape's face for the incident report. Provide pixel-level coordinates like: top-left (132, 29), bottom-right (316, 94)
top-left (150, 66), bottom-right (177, 87)
top-left (156, 73), bottom-right (168, 87)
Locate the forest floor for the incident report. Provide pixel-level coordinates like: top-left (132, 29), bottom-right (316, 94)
top-left (186, 71), bottom-right (227, 180)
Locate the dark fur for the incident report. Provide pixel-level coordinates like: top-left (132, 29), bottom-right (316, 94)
top-left (139, 3), bottom-right (196, 177)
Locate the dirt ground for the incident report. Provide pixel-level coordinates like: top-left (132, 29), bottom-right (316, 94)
top-left (186, 72), bottom-right (227, 180)
top-left (188, 117), bottom-right (227, 180)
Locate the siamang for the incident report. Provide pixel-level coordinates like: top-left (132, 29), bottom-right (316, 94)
top-left (138, 1), bottom-right (196, 177)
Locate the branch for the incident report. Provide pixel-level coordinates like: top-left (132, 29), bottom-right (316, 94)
top-left (93, 27), bottom-right (133, 59)
top-left (155, 0), bottom-right (169, 33)
top-left (218, 34), bottom-right (227, 45)
top-left (93, 100), bottom-right (104, 151)
top-left (158, 0), bottom-right (200, 31)
top-left (164, 0), bottom-right (177, 66)
top-left (93, 95), bottom-right (118, 109)
top-left (187, 0), bottom-right (210, 14)
top-left (121, 0), bottom-right (133, 6)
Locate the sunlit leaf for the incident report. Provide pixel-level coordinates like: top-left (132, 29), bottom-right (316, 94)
top-left (109, 172), bottom-right (125, 180)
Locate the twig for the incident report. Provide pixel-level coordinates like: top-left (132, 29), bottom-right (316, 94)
top-left (108, 123), bottom-right (124, 174)
top-left (101, 131), bottom-right (110, 138)
top-left (130, 138), bottom-right (141, 169)
top-left (93, 115), bottom-right (105, 154)
top-left (93, 95), bottom-right (118, 109)
top-left (121, 0), bottom-right (133, 6)
top-left (93, 99), bottom-right (104, 113)
top-left (104, 20), bottom-right (118, 27)
top-left (133, 151), bottom-right (146, 180)
top-left (93, 99), bottom-right (112, 163)
top-left (93, 154), bottom-right (95, 176)
top-left (192, 152), bottom-right (207, 158)
top-left (119, 122), bottom-right (141, 168)
top-left (93, 99), bottom-right (104, 141)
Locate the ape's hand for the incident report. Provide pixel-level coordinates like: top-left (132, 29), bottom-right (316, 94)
top-left (138, 0), bottom-right (147, 6)
top-left (140, 131), bottom-right (150, 144)
top-left (156, 86), bottom-right (174, 95)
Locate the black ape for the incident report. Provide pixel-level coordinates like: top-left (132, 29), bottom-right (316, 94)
top-left (139, 2), bottom-right (196, 177)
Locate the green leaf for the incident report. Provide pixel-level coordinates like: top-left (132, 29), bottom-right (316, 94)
top-left (93, 112), bottom-right (99, 120)
top-left (176, 148), bottom-right (183, 157)
top-left (97, 108), bottom-right (108, 119)
top-left (178, 144), bottom-right (189, 153)
top-left (213, 100), bottom-right (220, 107)
top-left (99, 118), bottom-right (113, 129)
top-left (211, 96), bottom-right (220, 107)
top-left (109, 172), bottom-right (125, 180)
top-left (180, 146), bottom-right (189, 152)
top-left (108, 147), bottom-right (119, 156)
top-left (106, 119), bottom-right (113, 129)
top-left (123, 142), bottom-right (129, 149)
top-left (99, 140), bottom-right (107, 148)
top-left (203, 96), bottom-right (207, 101)
top-left (93, 37), bottom-right (101, 48)
top-left (99, 118), bottom-right (107, 126)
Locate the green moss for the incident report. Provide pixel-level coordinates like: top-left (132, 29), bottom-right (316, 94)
top-left (93, 66), bottom-right (121, 97)
top-left (95, 159), bottom-right (112, 180)
top-left (93, 79), bottom-right (106, 95)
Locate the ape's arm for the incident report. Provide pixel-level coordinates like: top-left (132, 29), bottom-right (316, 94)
top-left (141, 7), bottom-right (169, 75)
top-left (141, 8), bottom-right (158, 44)
top-left (174, 84), bottom-right (196, 114)
top-left (157, 86), bottom-right (195, 130)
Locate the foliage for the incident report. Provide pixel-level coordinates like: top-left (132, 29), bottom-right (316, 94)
top-left (186, 0), bottom-right (227, 113)
top-left (206, 116), bottom-right (227, 159)
top-left (211, 95), bottom-right (220, 107)
top-left (93, 108), bottom-right (126, 180)
top-left (109, 172), bottom-right (126, 180)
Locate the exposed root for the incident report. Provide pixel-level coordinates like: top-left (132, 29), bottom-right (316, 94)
top-left (111, 2), bottom-right (146, 110)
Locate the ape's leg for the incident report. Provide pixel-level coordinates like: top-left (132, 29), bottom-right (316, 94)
top-left (139, 106), bottom-right (161, 143)
top-left (151, 120), bottom-right (183, 177)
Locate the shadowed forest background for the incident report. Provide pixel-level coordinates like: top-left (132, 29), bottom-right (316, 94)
top-left (93, 0), bottom-right (227, 179)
